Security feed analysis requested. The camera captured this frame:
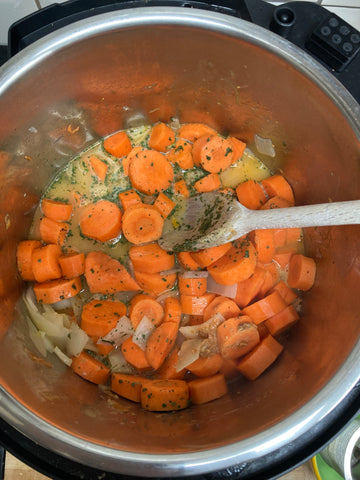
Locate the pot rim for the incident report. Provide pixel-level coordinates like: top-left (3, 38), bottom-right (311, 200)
top-left (0, 6), bottom-right (359, 477)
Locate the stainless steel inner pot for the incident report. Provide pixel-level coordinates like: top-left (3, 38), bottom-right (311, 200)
top-left (0, 7), bottom-right (359, 478)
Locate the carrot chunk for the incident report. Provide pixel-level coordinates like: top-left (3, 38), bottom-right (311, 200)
top-left (178, 273), bottom-right (207, 296)
top-left (58, 252), bottom-right (85, 279)
top-left (133, 271), bottom-right (177, 297)
top-left (173, 179), bottom-right (190, 197)
top-left (72, 351), bottom-right (110, 385)
top-left (188, 373), bottom-right (228, 404)
top-left (228, 136), bottom-right (246, 163)
top-left (85, 251), bottom-right (140, 294)
top-left (207, 240), bottom-right (256, 285)
top-left (103, 131), bottom-right (132, 158)
top-left (111, 373), bottom-right (143, 402)
top-left (146, 321), bottom-right (179, 370)
top-left (236, 334), bottom-right (283, 380)
top-left (157, 346), bottom-right (186, 380)
top-left (128, 149), bottom-right (174, 194)
top-left (178, 123), bottom-right (217, 142)
top-left (148, 122), bottom-right (175, 152)
top-left (250, 229), bottom-right (275, 264)
top-left (194, 173), bottom-right (221, 193)
top-left (190, 243), bottom-right (232, 268)
top-left (167, 139), bottom-right (194, 170)
top-left (33, 276), bottom-right (82, 304)
top-left (32, 244), bottom-right (62, 283)
top-left (203, 296), bottom-right (241, 322)
top-left (197, 135), bottom-right (233, 173)
top-left (122, 203), bottom-right (164, 245)
top-left (129, 243), bottom-right (175, 274)
top-left (153, 192), bottom-right (176, 218)
top-left (140, 379), bottom-right (189, 411)
top-left (234, 266), bottom-right (267, 308)
top-left (79, 200), bottom-right (122, 243)
top-left (81, 298), bottom-right (127, 339)
top-left (261, 174), bottom-right (295, 205)
top-left (260, 196), bottom-right (292, 210)
top-left (41, 198), bottom-right (73, 222)
top-left (177, 251), bottom-right (202, 271)
top-left (187, 353), bottom-right (223, 377)
top-left (287, 254), bottom-right (316, 291)
top-left (163, 297), bottom-right (182, 326)
top-left (242, 291), bottom-right (287, 325)
top-left (236, 180), bottom-right (267, 210)
top-left (265, 304), bottom-right (299, 336)
top-left (217, 316), bottom-right (260, 359)
top-left (121, 337), bottom-right (151, 371)
top-left (88, 155), bottom-right (108, 181)
top-left (118, 189), bottom-right (142, 210)
top-left (16, 240), bottom-right (42, 281)
top-left (39, 217), bottom-right (69, 246)
top-left (180, 292), bottom-right (216, 316)
top-left (129, 294), bottom-right (164, 329)
top-left (271, 280), bottom-right (297, 305)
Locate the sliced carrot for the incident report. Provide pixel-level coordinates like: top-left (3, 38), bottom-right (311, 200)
top-left (153, 192), bottom-right (176, 218)
top-left (32, 244), bottom-right (62, 283)
top-left (129, 243), bottom-right (175, 274)
top-left (188, 373), bottom-right (228, 404)
top-left (41, 198), bottom-right (73, 222)
top-left (157, 346), bottom-right (186, 380)
top-left (58, 252), bottom-right (85, 279)
top-left (178, 123), bottom-right (217, 142)
top-left (129, 294), bottom-right (164, 329)
top-left (180, 292), bottom-right (216, 316)
top-left (207, 240), bottom-right (257, 285)
top-left (71, 351), bottom-right (110, 385)
top-left (250, 229), bottom-right (275, 264)
top-left (81, 299), bottom-right (127, 339)
top-left (236, 180), bottom-right (267, 210)
top-left (260, 196), bottom-right (292, 210)
top-left (148, 122), bottom-right (175, 152)
top-left (188, 315), bottom-right (204, 326)
top-left (103, 130), bottom-right (132, 158)
top-left (192, 135), bottom-right (210, 167)
top-left (167, 139), bottom-right (193, 170)
top-left (198, 135), bottom-right (234, 173)
top-left (39, 217), bottom-right (69, 246)
top-left (271, 280), bottom-right (297, 305)
top-left (217, 316), bottom-right (260, 359)
top-left (178, 273), bottom-right (207, 296)
top-left (261, 175), bottom-right (295, 205)
top-left (88, 155), bottom-right (108, 181)
top-left (140, 379), bottom-right (189, 411)
top-left (187, 353), bottom-right (223, 377)
top-left (219, 358), bottom-right (240, 379)
top-left (228, 136), bottom-right (246, 163)
top-left (128, 149), bottom-right (174, 194)
top-left (203, 296), bottom-right (240, 322)
top-left (194, 173), bottom-right (221, 193)
top-left (177, 251), bottom-right (202, 271)
top-left (146, 321), bottom-right (179, 370)
top-left (111, 373), bottom-right (143, 402)
top-left (190, 243), bottom-right (232, 268)
top-left (134, 270), bottom-right (177, 297)
top-left (85, 251), bottom-right (140, 294)
top-left (234, 266), bottom-right (267, 308)
top-left (121, 337), bottom-right (151, 371)
top-left (287, 254), bottom-right (316, 291)
top-left (33, 276), bottom-right (82, 304)
top-left (242, 291), bottom-right (287, 325)
top-left (118, 189), bottom-right (142, 210)
top-left (122, 203), bottom-right (164, 245)
top-left (122, 146), bottom-right (143, 177)
top-left (16, 240), bottom-right (42, 281)
top-left (79, 200), bottom-right (122, 243)
top-left (163, 296), bottom-right (182, 326)
top-left (272, 251), bottom-right (294, 270)
top-left (236, 334), bottom-right (283, 380)
top-left (173, 179), bottom-right (190, 197)
top-left (265, 305), bottom-right (299, 336)
top-left (272, 228), bottom-right (288, 249)
top-left (285, 227), bottom-right (302, 245)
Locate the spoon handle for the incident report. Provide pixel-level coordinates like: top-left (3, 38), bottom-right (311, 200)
top-left (241, 200), bottom-right (360, 231)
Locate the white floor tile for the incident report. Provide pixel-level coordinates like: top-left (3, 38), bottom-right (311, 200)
top-left (0, 0), bottom-right (38, 44)
top-left (322, 0), bottom-right (360, 7)
top-left (325, 6), bottom-right (360, 30)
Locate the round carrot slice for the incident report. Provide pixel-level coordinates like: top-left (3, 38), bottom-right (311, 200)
top-left (122, 203), bottom-right (164, 245)
top-left (80, 200), bottom-right (122, 242)
top-left (128, 149), bottom-right (174, 195)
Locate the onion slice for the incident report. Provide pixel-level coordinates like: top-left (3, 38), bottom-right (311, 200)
top-left (176, 338), bottom-right (203, 372)
top-left (108, 349), bottom-right (135, 374)
top-left (132, 316), bottom-right (155, 350)
top-left (97, 315), bottom-right (134, 347)
top-left (54, 346), bottom-right (72, 367)
top-left (179, 312), bottom-right (225, 340)
top-left (66, 322), bottom-right (89, 357)
top-left (207, 275), bottom-right (238, 299)
top-left (180, 270), bottom-right (208, 279)
top-left (254, 134), bottom-right (276, 157)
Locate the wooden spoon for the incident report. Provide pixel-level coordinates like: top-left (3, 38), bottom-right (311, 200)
top-left (158, 192), bottom-right (360, 252)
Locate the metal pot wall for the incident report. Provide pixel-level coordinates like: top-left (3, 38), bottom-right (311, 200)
top-left (0, 5), bottom-right (359, 478)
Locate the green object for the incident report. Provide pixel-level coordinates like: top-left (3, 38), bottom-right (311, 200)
top-left (314, 454), bottom-right (345, 480)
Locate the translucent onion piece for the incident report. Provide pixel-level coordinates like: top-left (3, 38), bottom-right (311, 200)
top-left (66, 322), bottom-right (90, 357)
top-left (254, 134), bottom-right (276, 157)
top-left (156, 289), bottom-right (179, 304)
top-left (97, 315), bottom-right (134, 347)
top-left (180, 270), bottom-right (209, 279)
top-left (132, 316), bottom-right (155, 351)
top-left (176, 338), bottom-right (203, 372)
top-left (179, 312), bottom-right (225, 340)
top-left (54, 346), bottom-right (72, 367)
top-left (26, 316), bottom-right (47, 357)
top-left (207, 275), bottom-right (238, 299)
top-left (24, 291), bottom-right (66, 338)
top-left (108, 349), bottom-right (135, 374)
top-left (159, 267), bottom-right (182, 276)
